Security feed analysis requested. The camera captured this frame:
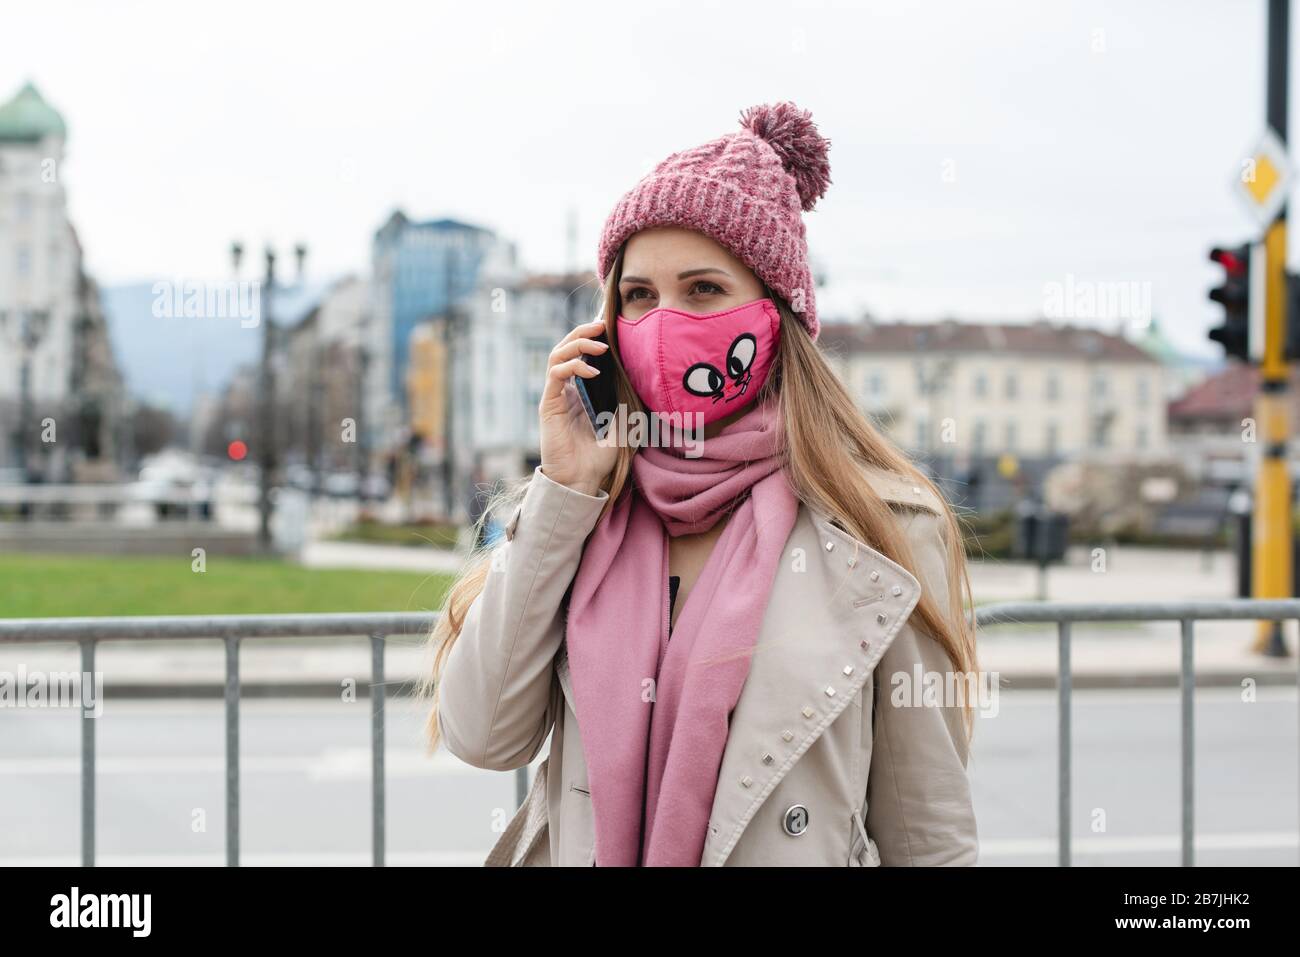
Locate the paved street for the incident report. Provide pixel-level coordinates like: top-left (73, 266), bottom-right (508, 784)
top-left (2, 689), bottom-right (1295, 867)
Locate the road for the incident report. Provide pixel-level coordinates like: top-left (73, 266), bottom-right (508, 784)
top-left (1, 688), bottom-right (1296, 867)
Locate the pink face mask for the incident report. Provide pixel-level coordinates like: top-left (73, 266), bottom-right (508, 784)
top-left (616, 298), bottom-right (781, 425)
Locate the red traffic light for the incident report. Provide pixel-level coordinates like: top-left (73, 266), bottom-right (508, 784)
top-left (227, 440), bottom-right (248, 461)
top-left (1210, 246), bottom-right (1248, 277)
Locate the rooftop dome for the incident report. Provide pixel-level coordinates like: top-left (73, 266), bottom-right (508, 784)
top-left (0, 82), bottom-right (67, 143)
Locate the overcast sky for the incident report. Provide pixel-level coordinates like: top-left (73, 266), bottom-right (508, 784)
top-left (2, 0), bottom-right (1288, 356)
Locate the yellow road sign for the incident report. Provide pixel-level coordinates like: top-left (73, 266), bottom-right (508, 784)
top-left (1236, 127), bottom-right (1293, 226)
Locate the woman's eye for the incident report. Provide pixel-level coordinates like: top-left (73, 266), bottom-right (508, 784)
top-left (691, 281), bottom-right (724, 295)
top-left (624, 287), bottom-right (651, 302)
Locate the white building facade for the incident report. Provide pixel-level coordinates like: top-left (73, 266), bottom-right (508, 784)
top-left (820, 320), bottom-right (1168, 466)
top-left (0, 82), bottom-right (123, 478)
top-left (444, 271), bottom-right (599, 517)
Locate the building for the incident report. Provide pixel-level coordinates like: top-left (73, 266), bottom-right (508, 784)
top-left (406, 270), bottom-right (597, 520)
top-left (368, 211), bottom-right (515, 459)
top-left (407, 322), bottom-right (446, 454)
top-left (819, 319), bottom-right (1168, 507)
top-left (1164, 361), bottom-right (1300, 487)
top-left (0, 81), bottom-right (125, 480)
top-left (279, 276), bottom-right (370, 481)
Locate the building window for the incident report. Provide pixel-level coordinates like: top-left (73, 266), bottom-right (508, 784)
top-left (526, 343), bottom-right (548, 381)
top-left (1137, 424), bottom-right (1149, 447)
top-left (1046, 421), bottom-right (1059, 455)
top-left (15, 193), bottom-right (32, 222)
top-left (915, 418), bottom-right (928, 450)
top-left (972, 419), bottom-right (987, 454)
top-left (1005, 373), bottom-right (1018, 400)
top-left (869, 370), bottom-right (885, 396)
top-left (1092, 372), bottom-right (1108, 399)
top-left (1136, 375), bottom-right (1149, 407)
top-left (973, 372), bottom-right (988, 398)
top-left (1045, 370), bottom-right (1060, 401)
top-left (16, 246), bottom-right (32, 277)
top-left (1005, 421), bottom-right (1017, 451)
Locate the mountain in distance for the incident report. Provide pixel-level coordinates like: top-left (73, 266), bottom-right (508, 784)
top-left (100, 278), bottom-right (334, 416)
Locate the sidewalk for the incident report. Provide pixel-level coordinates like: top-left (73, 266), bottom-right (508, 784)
top-left (298, 540), bottom-right (466, 574)
top-left (1, 546), bottom-right (1294, 695)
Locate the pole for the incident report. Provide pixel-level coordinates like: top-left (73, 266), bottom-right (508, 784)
top-left (258, 249), bottom-right (276, 552)
top-left (441, 244), bottom-right (456, 521)
top-left (17, 341), bottom-right (31, 480)
top-left (1254, 0), bottom-right (1293, 656)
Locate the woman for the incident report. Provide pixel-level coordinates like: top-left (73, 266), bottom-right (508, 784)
top-left (422, 102), bottom-right (980, 867)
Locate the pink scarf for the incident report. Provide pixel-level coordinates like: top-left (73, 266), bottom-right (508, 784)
top-left (564, 399), bottom-right (799, 866)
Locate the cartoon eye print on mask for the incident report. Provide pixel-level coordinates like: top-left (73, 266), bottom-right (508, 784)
top-left (682, 333), bottom-right (759, 404)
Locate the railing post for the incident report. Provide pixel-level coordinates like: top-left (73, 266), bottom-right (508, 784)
top-left (225, 634), bottom-right (240, 867)
top-left (80, 638), bottom-right (95, 868)
top-left (1179, 619), bottom-right (1195, 867)
top-left (1057, 620), bottom-right (1071, 868)
top-left (516, 766), bottom-right (529, 808)
top-left (371, 633), bottom-right (386, 868)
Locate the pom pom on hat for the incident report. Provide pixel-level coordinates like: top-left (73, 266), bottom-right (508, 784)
top-left (739, 101), bottom-right (832, 211)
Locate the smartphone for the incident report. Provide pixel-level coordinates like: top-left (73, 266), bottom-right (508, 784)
top-left (573, 330), bottom-right (619, 439)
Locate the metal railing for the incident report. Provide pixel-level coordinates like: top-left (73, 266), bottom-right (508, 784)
top-left (1, 600), bottom-right (1297, 867)
top-left (0, 612), bottom-right (485, 867)
top-left (975, 598), bottom-right (1300, 867)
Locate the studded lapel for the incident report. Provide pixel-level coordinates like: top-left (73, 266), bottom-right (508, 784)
top-left (699, 504), bottom-right (923, 867)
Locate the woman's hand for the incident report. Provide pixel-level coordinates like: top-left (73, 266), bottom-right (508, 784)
top-left (539, 318), bottom-right (618, 496)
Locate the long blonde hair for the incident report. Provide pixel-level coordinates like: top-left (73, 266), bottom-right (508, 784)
top-left (418, 249), bottom-right (980, 750)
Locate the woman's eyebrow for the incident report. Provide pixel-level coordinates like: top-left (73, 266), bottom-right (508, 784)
top-left (620, 267), bottom-right (732, 284)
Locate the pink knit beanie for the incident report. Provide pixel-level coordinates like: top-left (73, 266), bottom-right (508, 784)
top-left (596, 101), bottom-right (831, 340)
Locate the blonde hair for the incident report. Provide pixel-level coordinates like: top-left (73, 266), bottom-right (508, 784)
top-left (418, 249), bottom-right (980, 750)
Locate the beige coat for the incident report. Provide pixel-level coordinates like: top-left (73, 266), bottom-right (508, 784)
top-left (437, 464), bottom-right (979, 866)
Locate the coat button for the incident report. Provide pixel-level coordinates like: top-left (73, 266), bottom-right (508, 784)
top-left (782, 804), bottom-right (810, 836)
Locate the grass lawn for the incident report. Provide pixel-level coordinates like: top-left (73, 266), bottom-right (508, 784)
top-left (0, 554), bottom-right (454, 618)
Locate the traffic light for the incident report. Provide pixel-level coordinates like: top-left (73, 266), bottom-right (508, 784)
top-left (1286, 272), bottom-right (1300, 360)
top-left (1207, 243), bottom-right (1260, 362)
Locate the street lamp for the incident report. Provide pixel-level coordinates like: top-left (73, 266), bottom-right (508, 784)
top-left (230, 239), bottom-right (307, 551)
